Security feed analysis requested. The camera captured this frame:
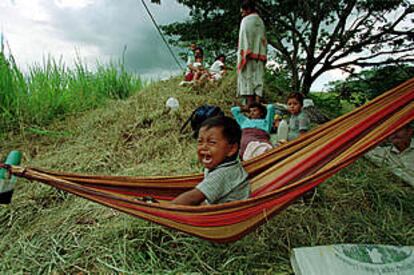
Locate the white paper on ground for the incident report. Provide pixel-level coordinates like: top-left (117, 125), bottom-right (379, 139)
top-left (291, 244), bottom-right (414, 275)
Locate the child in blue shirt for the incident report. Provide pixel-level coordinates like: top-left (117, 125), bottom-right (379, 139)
top-left (231, 102), bottom-right (275, 160)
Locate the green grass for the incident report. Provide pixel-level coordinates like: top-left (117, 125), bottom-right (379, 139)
top-left (0, 74), bottom-right (413, 273)
top-left (0, 51), bottom-right (143, 134)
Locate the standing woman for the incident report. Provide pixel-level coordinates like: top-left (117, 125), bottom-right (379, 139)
top-left (237, 0), bottom-right (267, 106)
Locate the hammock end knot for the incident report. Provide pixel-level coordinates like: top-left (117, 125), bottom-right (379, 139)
top-left (0, 163), bottom-right (12, 178)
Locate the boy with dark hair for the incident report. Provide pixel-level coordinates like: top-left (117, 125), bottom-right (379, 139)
top-left (241, 0), bottom-right (256, 12)
top-left (366, 121), bottom-right (414, 186)
top-left (172, 116), bottom-right (250, 205)
top-left (286, 92), bottom-right (310, 141)
top-left (246, 102), bottom-right (268, 119)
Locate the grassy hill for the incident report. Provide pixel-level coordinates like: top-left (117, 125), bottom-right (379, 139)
top-left (0, 75), bottom-right (413, 273)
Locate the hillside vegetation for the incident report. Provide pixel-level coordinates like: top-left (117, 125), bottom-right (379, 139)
top-left (0, 75), bottom-right (413, 273)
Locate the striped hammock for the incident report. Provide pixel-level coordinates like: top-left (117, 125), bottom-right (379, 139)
top-left (3, 78), bottom-right (414, 243)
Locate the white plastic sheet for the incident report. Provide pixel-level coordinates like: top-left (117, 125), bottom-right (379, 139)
top-left (291, 244), bottom-right (414, 275)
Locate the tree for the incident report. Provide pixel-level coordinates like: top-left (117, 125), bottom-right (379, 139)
top-left (328, 64), bottom-right (414, 106)
top-left (152, 0), bottom-right (414, 95)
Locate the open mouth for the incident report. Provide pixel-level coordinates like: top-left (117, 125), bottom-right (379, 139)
top-left (201, 154), bottom-right (213, 165)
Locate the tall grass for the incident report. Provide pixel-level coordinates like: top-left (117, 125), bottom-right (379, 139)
top-left (0, 50), bottom-right (143, 133)
top-left (0, 50), bottom-right (27, 132)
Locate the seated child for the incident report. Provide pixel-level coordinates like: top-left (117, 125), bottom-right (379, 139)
top-left (286, 92), bottom-right (310, 141)
top-left (172, 116), bottom-right (250, 205)
top-left (192, 56), bottom-right (210, 82)
top-left (231, 102), bottom-right (275, 160)
top-left (184, 46), bottom-right (205, 82)
top-left (209, 54), bottom-right (227, 81)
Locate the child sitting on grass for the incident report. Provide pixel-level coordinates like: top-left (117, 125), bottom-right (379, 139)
top-left (172, 116), bottom-right (250, 205)
top-left (231, 102), bottom-right (275, 160)
top-left (286, 92), bottom-right (310, 141)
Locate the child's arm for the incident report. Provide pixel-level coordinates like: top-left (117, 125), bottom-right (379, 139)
top-left (188, 63), bottom-right (201, 72)
top-left (231, 106), bottom-right (247, 126)
top-left (298, 111), bottom-right (311, 136)
top-left (265, 104), bottom-right (275, 133)
top-left (172, 188), bottom-right (206, 205)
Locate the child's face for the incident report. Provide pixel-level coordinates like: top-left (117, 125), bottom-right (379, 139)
top-left (389, 126), bottom-right (413, 152)
top-left (240, 8), bottom-right (250, 17)
top-left (249, 107), bottom-right (263, 119)
top-left (195, 49), bottom-right (202, 58)
top-left (197, 126), bottom-right (238, 170)
top-left (287, 98), bottom-right (302, 115)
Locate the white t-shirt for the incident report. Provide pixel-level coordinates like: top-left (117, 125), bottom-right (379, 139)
top-left (365, 139), bottom-right (414, 187)
top-left (209, 60), bottom-right (224, 74)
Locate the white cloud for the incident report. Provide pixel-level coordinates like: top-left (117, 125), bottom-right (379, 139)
top-left (54, 0), bottom-right (93, 9)
top-left (9, 0), bottom-right (51, 23)
top-left (311, 69), bottom-right (350, 92)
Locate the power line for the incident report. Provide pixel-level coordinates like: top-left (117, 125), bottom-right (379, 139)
top-left (139, 0), bottom-right (184, 71)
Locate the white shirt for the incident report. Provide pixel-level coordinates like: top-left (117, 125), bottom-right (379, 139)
top-left (365, 138), bottom-right (414, 187)
top-left (209, 60), bottom-right (224, 74)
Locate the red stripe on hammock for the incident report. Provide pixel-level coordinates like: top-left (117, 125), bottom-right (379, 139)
top-left (95, 179), bottom-right (321, 227)
top-left (86, 185), bottom-right (179, 200)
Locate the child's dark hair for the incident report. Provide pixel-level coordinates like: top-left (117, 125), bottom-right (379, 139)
top-left (287, 92), bottom-right (304, 106)
top-left (248, 102), bottom-right (267, 118)
top-left (199, 116), bottom-right (241, 146)
top-left (215, 54), bottom-right (226, 61)
top-left (194, 47), bottom-right (204, 57)
top-left (241, 0), bottom-right (256, 11)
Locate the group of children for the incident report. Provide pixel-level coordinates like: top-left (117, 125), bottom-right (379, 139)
top-left (232, 92), bottom-right (310, 161)
top-left (172, 92), bottom-right (311, 206)
top-left (181, 43), bottom-right (229, 86)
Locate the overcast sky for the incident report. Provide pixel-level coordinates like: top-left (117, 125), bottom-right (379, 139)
top-left (0, 0), bottom-right (348, 90)
top-left (1, 0), bottom-right (190, 79)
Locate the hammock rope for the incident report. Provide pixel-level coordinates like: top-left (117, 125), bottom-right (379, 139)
top-left (139, 0), bottom-right (184, 71)
top-left (1, 77), bottom-right (413, 243)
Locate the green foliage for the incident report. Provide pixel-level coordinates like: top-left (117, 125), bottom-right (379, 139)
top-left (308, 92), bottom-right (344, 118)
top-left (162, 1), bottom-right (240, 59)
top-left (0, 52), bottom-right (143, 133)
top-left (263, 67), bottom-right (293, 102)
top-left (161, 0), bottom-right (413, 95)
top-left (0, 76), bottom-right (413, 273)
top-left (328, 65), bottom-right (414, 106)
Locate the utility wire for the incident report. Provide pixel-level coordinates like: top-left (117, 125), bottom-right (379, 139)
top-left (139, 0), bottom-right (184, 71)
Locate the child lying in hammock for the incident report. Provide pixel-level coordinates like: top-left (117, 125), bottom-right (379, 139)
top-left (172, 116), bottom-right (250, 205)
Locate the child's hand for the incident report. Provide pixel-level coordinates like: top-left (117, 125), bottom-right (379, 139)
top-left (276, 139), bottom-right (288, 146)
top-left (241, 105), bottom-right (250, 112)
